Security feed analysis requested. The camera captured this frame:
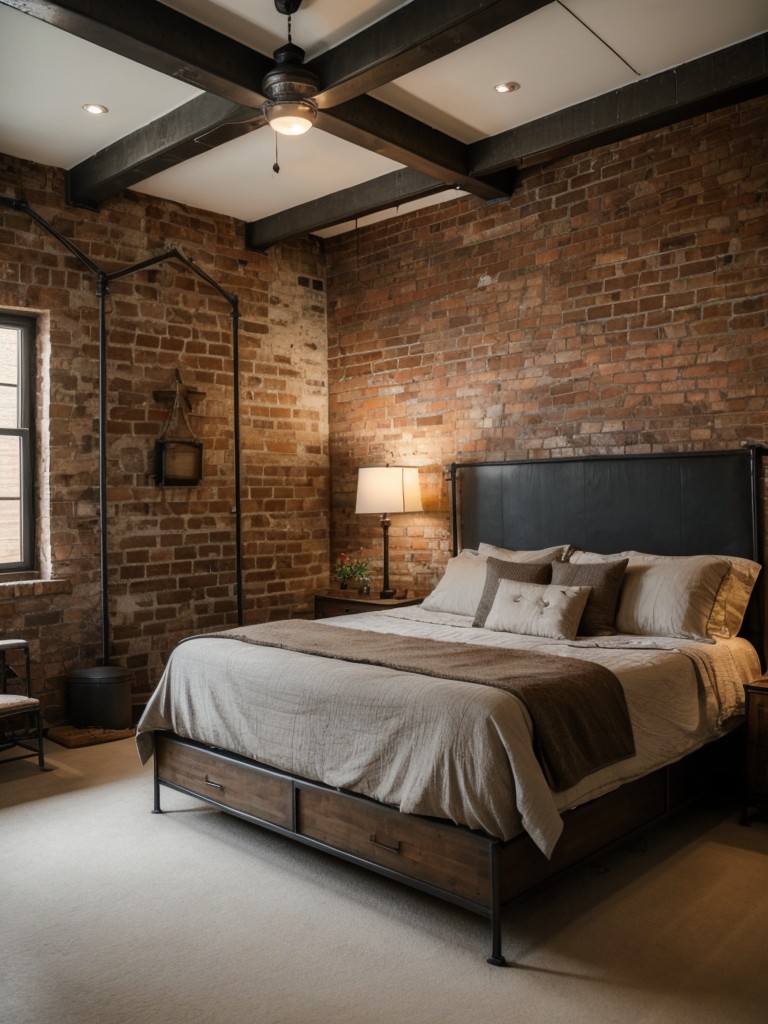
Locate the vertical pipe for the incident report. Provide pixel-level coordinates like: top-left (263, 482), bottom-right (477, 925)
top-left (97, 272), bottom-right (111, 665)
top-left (231, 299), bottom-right (243, 625)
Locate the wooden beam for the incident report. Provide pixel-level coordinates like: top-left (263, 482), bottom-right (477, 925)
top-left (0, 0), bottom-right (271, 106)
top-left (471, 33), bottom-right (768, 175)
top-left (66, 97), bottom-right (260, 209)
top-left (309, 0), bottom-right (549, 107)
top-left (20, 0), bottom-right (527, 208)
top-left (245, 169), bottom-right (463, 252)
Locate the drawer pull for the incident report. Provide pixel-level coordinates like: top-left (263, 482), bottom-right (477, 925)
top-left (369, 833), bottom-right (401, 854)
top-left (204, 774), bottom-right (224, 791)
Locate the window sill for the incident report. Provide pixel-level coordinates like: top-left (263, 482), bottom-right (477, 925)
top-left (0, 577), bottom-right (72, 597)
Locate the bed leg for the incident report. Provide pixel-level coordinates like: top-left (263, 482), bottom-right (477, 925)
top-left (486, 845), bottom-right (507, 966)
top-left (152, 758), bottom-right (163, 814)
top-left (486, 911), bottom-right (507, 967)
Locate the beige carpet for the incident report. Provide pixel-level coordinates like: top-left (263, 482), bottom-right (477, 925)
top-left (2, 739), bottom-right (767, 1024)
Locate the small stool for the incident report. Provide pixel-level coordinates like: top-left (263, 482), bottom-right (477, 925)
top-left (0, 639), bottom-right (46, 771)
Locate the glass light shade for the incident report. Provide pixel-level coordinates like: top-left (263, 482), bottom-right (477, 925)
top-left (355, 467), bottom-right (423, 515)
top-left (265, 101), bottom-right (317, 135)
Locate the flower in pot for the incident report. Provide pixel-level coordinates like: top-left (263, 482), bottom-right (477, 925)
top-left (334, 553), bottom-right (370, 590)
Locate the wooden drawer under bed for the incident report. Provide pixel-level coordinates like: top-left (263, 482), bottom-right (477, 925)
top-left (154, 733), bottom-right (497, 911)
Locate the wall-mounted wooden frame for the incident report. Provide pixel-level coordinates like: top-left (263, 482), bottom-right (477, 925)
top-left (154, 439), bottom-right (203, 487)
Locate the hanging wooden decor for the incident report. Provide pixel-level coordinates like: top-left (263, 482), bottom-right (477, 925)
top-left (153, 370), bottom-right (205, 486)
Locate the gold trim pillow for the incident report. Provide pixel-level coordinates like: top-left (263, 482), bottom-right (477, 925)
top-left (568, 549), bottom-right (761, 640)
top-left (484, 580), bottom-right (592, 640)
top-left (615, 555), bottom-right (730, 641)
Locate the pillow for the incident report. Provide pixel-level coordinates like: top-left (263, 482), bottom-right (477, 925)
top-left (477, 542), bottom-right (570, 563)
top-left (697, 556), bottom-right (761, 638)
top-left (550, 559), bottom-right (628, 635)
top-left (568, 548), bottom-right (761, 640)
top-left (615, 555), bottom-right (731, 640)
top-left (483, 580), bottom-right (592, 640)
top-left (567, 549), bottom-right (621, 564)
top-left (421, 550), bottom-right (489, 617)
top-left (473, 558), bottom-right (552, 628)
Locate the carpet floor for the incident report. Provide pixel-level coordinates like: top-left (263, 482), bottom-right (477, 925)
top-left (1, 739), bottom-right (767, 1024)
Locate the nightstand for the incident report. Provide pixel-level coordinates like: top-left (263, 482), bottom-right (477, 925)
top-left (314, 590), bottom-right (424, 619)
top-left (742, 678), bottom-right (768, 825)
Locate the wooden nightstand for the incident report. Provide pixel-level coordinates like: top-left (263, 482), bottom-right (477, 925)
top-left (314, 590), bottom-right (424, 619)
top-left (742, 678), bottom-right (768, 825)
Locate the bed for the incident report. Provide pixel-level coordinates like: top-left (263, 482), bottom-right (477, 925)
top-left (137, 448), bottom-right (765, 965)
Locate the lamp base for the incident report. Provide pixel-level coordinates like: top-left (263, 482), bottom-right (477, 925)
top-left (379, 588), bottom-right (395, 600)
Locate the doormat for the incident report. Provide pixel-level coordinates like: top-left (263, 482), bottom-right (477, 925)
top-left (47, 724), bottom-right (135, 748)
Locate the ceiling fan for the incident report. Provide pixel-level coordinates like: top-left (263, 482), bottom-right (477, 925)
top-left (194, 0), bottom-right (320, 149)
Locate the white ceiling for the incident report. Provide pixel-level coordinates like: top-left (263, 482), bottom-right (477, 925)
top-left (1, 0), bottom-right (766, 242)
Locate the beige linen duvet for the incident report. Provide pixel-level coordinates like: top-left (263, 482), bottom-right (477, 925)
top-left (136, 606), bottom-right (759, 857)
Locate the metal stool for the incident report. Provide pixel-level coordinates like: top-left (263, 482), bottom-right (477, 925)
top-left (0, 639), bottom-right (46, 770)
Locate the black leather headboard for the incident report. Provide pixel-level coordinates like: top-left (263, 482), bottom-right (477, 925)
top-left (450, 448), bottom-right (765, 662)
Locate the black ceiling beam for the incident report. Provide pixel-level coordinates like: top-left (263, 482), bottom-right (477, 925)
top-left (26, 0), bottom-right (528, 208)
top-left (315, 97), bottom-right (512, 200)
top-left (0, 0), bottom-right (272, 106)
top-left (245, 169), bottom-right (454, 252)
top-left (246, 33), bottom-right (767, 247)
top-left (66, 97), bottom-right (261, 210)
top-left (471, 33), bottom-right (768, 175)
top-left (308, 0), bottom-right (549, 108)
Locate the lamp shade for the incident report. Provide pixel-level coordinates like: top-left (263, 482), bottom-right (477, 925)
top-left (355, 467), bottom-right (422, 515)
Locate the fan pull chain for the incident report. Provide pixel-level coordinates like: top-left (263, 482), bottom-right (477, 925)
top-left (287, 13), bottom-right (292, 44)
top-left (273, 132), bottom-right (280, 174)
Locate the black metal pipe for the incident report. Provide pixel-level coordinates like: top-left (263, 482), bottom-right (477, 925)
top-left (2, 196), bottom-right (244, 657)
top-left (97, 271), bottom-right (111, 665)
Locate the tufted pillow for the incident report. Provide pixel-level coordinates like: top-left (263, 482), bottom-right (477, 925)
top-left (550, 559), bottom-right (628, 635)
top-left (473, 558), bottom-right (552, 628)
top-left (484, 580), bottom-right (592, 640)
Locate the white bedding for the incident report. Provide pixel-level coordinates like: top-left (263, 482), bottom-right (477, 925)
top-left (136, 606), bottom-right (760, 857)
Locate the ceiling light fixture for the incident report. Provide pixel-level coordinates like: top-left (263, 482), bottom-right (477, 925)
top-left (493, 82), bottom-right (521, 94)
top-left (262, 0), bottom-right (318, 137)
top-left (82, 103), bottom-right (108, 115)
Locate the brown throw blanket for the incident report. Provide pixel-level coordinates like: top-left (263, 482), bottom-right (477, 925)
top-left (201, 621), bottom-right (636, 792)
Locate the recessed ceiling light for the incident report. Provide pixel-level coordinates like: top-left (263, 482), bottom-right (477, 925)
top-left (493, 82), bottom-right (520, 94)
top-left (82, 103), bottom-right (109, 115)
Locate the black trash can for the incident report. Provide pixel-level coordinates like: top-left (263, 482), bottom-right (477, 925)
top-left (69, 666), bottom-right (132, 730)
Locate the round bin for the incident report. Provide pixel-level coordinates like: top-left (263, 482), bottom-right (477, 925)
top-left (68, 666), bottom-right (132, 730)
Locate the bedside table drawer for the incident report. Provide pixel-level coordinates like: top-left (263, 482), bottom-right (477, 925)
top-left (746, 689), bottom-right (768, 745)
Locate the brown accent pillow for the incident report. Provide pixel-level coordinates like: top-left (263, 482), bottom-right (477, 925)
top-left (550, 558), bottom-right (629, 635)
top-left (473, 557), bottom-right (552, 627)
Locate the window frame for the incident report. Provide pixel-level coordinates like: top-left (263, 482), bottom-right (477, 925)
top-left (0, 313), bottom-right (35, 572)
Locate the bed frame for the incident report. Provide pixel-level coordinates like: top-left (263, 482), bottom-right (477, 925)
top-left (152, 447), bottom-right (765, 966)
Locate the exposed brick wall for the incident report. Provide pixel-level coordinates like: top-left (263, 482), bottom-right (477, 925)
top-left (1, 158), bottom-right (329, 718)
top-left (325, 97), bottom-right (768, 597)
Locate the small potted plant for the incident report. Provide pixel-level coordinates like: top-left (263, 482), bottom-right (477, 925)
top-left (334, 552), bottom-right (370, 590)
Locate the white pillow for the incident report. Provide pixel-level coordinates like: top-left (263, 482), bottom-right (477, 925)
top-left (615, 555), bottom-right (730, 640)
top-left (478, 542), bottom-right (570, 563)
top-left (421, 550), bottom-right (489, 617)
top-left (569, 549), bottom-right (761, 640)
top-left (483, 580), bottom-right (592, 640)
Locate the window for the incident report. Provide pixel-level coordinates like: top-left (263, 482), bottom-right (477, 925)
top-left (0, 314), bottom-right (35, 571)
